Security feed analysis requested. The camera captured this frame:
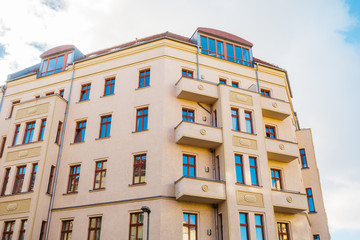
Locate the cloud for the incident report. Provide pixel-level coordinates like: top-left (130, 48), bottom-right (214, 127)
top-left (42, 0), bottom-right (67, 11)
top-left (0, 44), bottom-right (7, 58)
top-left (28, 42), bottom-right (48, 52)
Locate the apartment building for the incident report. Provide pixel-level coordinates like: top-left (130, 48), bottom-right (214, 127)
top-left (0, 27), bottom-right (330, 240)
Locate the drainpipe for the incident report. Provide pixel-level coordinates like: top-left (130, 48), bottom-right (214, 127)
top-left (44, 62), bottom-right (76, 240)
top-left (0, 85), bottom-right (6, 114)
top-left (255, 62), bottom-right (260, 93)
top-left (196, 35), bottom-right (200, 80)
top-left (214, 205), bottom-right (219, 240)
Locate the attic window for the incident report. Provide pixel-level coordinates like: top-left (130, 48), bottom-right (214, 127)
top-left (40, 52), bottom-right (73, 77)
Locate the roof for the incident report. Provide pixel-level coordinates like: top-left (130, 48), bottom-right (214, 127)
top-left (40, 45), bottom-right (75, 58)
top-left (197, 27), bottom-right (253, 47)
top-left (253, 57), bottom-right (283, 70)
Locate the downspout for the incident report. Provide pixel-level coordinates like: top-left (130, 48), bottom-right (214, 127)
top-left (0, 85), bottom-right (6, 114)
top-left (214, 205), bottom-right (219, 240)
top-left (196, 36), bottom-right (200, 80)
top-left (44, 62), bottom-right (76, 240)
top-left (255, 62), bottom-right (260, 93)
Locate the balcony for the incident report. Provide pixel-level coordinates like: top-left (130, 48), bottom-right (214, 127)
top-left (265, 138), bottom-right (298, 162)
top-left (261, 97), bottom-right (291, 120)
top-left (175, 121), bottom-right (222, 148)
top-left (176, 77), bottom-right (218, 104)
top-left (272, 189), bottom-right (307, 214)
top-left (175, 177), bottom-right (226, 204)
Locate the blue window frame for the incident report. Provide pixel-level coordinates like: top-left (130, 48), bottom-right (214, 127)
top-left (235, 154), bottom-right (244, 183)
top-left (219, 79), bottom-right (226, 85)
top-left (183, 154), bottom-right (196, 177)
top-left (74, 120), bottom-right (86, 143)
top-left (231, 108), bottom-right (240, 131)
top-left (38, 119), bottom-right (47, 141)
top-left (40, 52), bottom-right (72, 77)
top-left (80, 84), bottom-right (91, 102)
top-left (12, 125), bottom-right (20, 146)
top-left (100, 115), bottom-right (112, 138)
top-left (306, 188), bottom-right (316, 212)
top-left (249, 157), bottom-right (258, 186)
top-left (313, 235), bottom-right (320, 240)
top-left (139, 69), bottom-right (150, 88)
top-left (182, 108), bottom-right (194, 122)
top-left (239, 213), bottom-right (249, 240)
top-left (23, 122), bottom-right (36, 144)
top-left (104, 78), bottom-right (115, 96)
top-left (300, 149), bottom-right (308, 168)
top-left (255, 214), bottom-right (264, 240)
top-left (136, 108), bottom-right (148, 132)
top-left (245, 111), bottom-right (253, 134)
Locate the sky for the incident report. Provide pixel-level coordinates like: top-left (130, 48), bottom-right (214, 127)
top-left (0, 0), bottom-right (360, 239)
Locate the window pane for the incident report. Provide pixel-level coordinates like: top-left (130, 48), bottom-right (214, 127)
top-left (226, 44), bottom-right (234, 61)
top-left (48, 58), bottom-right (56, 71)
top-left (208, 38), bottom-right (216, 56)
top-left (217, 41), bottom-right (224, 59)
top-left (256, 228), bottom-right (264, 240)
top-left (56, 55), bottom-right (64, 69)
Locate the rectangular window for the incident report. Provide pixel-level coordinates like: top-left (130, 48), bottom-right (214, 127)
top-left (45, 91), bottom-right (55, 96)
top-left (300, 149), bottom-right (308, 168)
top-left (12, 124), bottom-right (20, 146)
top-left (74, 120), bottom-right (87, 143)
top-left (2, 221), bottom-right (15, 239)
top-left (139, 69), bottom-right (150, 88)
top-left (306, 188), bottom-right (316, 212)
top-left (80, 83), bottom-right (91, 101)
top-left (255, 214), bottom-right (264, 240)
top-left (39, 221), bottom-right (47, 240)
top-left (38, 119), bottom-right (47, 141)
top-left (271, 169), bottom-right (282, 190)
top-left (277, 222), bottom-right (290, 240)
top-left (260, 89), bottom-right (271, 97)
top-left (231, 81), bottom-right (239, 88)
top-left (183, 213), bottom-right (197, 240)
top-left (219, 78), bottom-right (227, 85)
top-left (183, 154), bottom-right (196, 178)
top-left (182, 108), bottom-right (195, 122)
top-left (231, 108), bottom-right (240, 131)
top-left (67, 165), bottom-right (81, 193)
top-left (182, 69), bottom-right (194, 78)
top-left (133, 154), bottom-right (146, 184)
top-left (1, 168), bottom-right (10, 196)
top-left (94, 160), bottom-right (107, 189)
top-left (249, 157), bottom-right (259, 186)
top-left (13, 165), bottom-right (26, 194)
top-left (61, 220), bottom-right (73, 240)
top-left (129, 213), bottom-right (144, 240)
top-left (59, 89), bottom-right (65, 98)
top-left (265, 125), bottom-right (276, 139)
top-left (136, 108), bottom-right (148, 132)
top-left (313, 235), bottom-right (320, 240)
top-left (0, 137), bottom-right (6, 158)
top-left (235, 154), bottom-right (244, 184)
top-left (214, 110), bottom-right (217, 127)
top-left (9, 100), bottom-right (20, 118)
top-left (35, 95), bottom-right (40, 99)
top-left (40, 52), bottom-right (72, 76)
top-left (99, 115), bottom-right (112, 138)
top-left (19, 219), bottom-right (27, 240)
top-left (23, 122), bottom-right (36, 144)
top-left (104, 78), bottom-right (115, 96)
top-left (245, 111), bottom-right (253, 134)
top-left (239, 213), bottom-right (249, 240)
top-left (28, 163), bottom-right (38, 192)
top-left (46, 166), bottom-right (55, 194)
top-left (55, 121), bottom-right (63, 144)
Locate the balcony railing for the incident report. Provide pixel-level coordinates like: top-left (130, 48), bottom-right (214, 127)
top-left (261, 97), bottom-right (291, 120)
top-left (175, 77), bottom-right (218, 104)
top-left (272, 189), bottom-right (307, 214)
top-left (265, 138), bottom-right (298, 162)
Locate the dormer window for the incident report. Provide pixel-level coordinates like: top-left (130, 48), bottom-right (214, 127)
top-left (40, 52), bottom-right (73, 77)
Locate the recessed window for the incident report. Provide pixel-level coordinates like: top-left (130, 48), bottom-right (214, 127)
top-left (45, 91), bottom-right (55, 96)
top-left (94, 160), bottom-right (107, 190)
top-left (300, 149), bottom-right (308, 168)
top-left (182, 108), bottom-right (194, 122)
top-left (265, 125), bottom-right (276, 139)
top-left (239, 213), bottom-right (249, 240)
top-left (271, 169), bottom-right (282, 190)
top-left (40, 52), bottom-right (73, 77)
top-left (0, 137), bottom-right (6, 158)
top-left (235, 154), bottom-right (244, 184)
top-left (104, 78), bottom-right (115, 96)
top-left (232, 81), bottom-right (239, 88)
top-left (219, 78), bottom-right (227, 85)
top-left (19, 219), bottom-right (27, 240)
top-left (46, 166), bottom-right (55, 194)
top-left (61, 220), bottom-right (73, 240)
top-left (28, 163), bottom-right (38, 192)
top-left (183, 213), bottom-right (197, 240)
top-left (12, 124), bottom-right (20, 146)
top-left (182, 69), bottom-right (194, 78)
top-left (80, 83), bottom-right (91, 102)
top-left (55, 121), bottom-right (63, 144)
top-left (260, 89), bottom-right (271, 97)
top-left (133, 154), bottom-right (146, 184)
top-left (74, 120), bottom-right (87, 143)
top-left (67, 165), bottom-right (81, 193)
top-left (183, 154), bottom-right (196, 178)
top-left (277, 222), bottom-right (290, 240)
top-left (245, 111), bottom-right (253, 134)
top-left (139, 69), bottom-right (150, 88)
top-left (2, 221), bottom-right (15, 239)
top-left (9, 100), bottom-right (20, 118)
top-left (39, 221), bottom-right (47, 240)
top-left (13, 165), bottom-right (26, 194)
top-left (38, 119), bottom-right (47, 141)
top-left (249, 157), bottom-right (258, 186)
top-left (313, 234), bottom-right (320, 240)
top-left (1, 168), bottom-right (10, 196)
top-left (59, 89), bottom-right (65, 98)
top-left (99, 115), bottom-right (112, 138)
top-left (129, 213), bottom-right (144, 240)
top-left (23, 122), bottom-right (36, 144)
top-left (255, 214), bottom-right (265, 240)
top-left (88, 217), bottom-right (102, 240)
top-left (231, 108), bottom-right (240, 131)
top-left (306, 188), bottom-right (316, 212)
top-left (136, 108), bottom-right (148, 132)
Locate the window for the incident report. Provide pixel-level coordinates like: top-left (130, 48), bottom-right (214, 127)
top-left (61, 220), bottom-right (73, 240)
top-left (94, 160), bottom-right (107, 189)
top-left (249, 157), bottom-right (259, 186)
top-left (139, 69), bottom-right (150, 88)
top-left (235, 154), bottom-right (244, 184)
top-left (255, 214), bottom-right (264, 240)
top-left (45, 91), bottom-right (55, 96)
top-left (67, 165), bottom-right (81, 193)
top-left (300, 149), bottom-right (308, 168)
top-left (104, 78), bottom-right (115, 96)
top-left (19, 219), bottom-right (27, 240)
top-left (265, 125), bottom-right (276, 139)
top-left (136, 108), bottom-right (148, 132)
top-left (306, 188), bottom-right (316, 212)
top-left (55, 121), bottom-right (63, 144)
top-left (231, 108), bottom-right (240, 131)
top-left (277, 222), bottom-right (290, 240)
top-left (182, 108), bottom-right (194, 122)
top-left (39, 221), bottom-right (47, 240)
top-left (46, 166), bottom-right (55, 194)
top-left (35, 95), bottom-right (40, 99)
top-left (183, 154), bottom-right (196, 178)
top-left (28, 163), bottom-right (38, 192)
top-left (232, 81), bottom-right (239, 88)
top-left (0, 137), bottom-right (6, 158)
top-left (245, 111), bottom-right (253, 134)
top-left (59, 89), bottom-right (65, 98)
top-left (80, 83), bottom-right (91, 101)
top-left (2, 221), bottom-right (15, 240)
top-left (12, 124), bottom-right (20, 146)
top-left (313, 235), bottom-right (320, 240)
top-left (23, 122), bottom-right (36, 144)
top-left (129, 213), bottom-right (144, 240)
top-left (183, 213), bottom-right (197, 240)
top-left (99, 115), bottom-right (112, 138)
top-left (219, 78), bottom-right (226, 85)
top-left (133, 154), bottom-right (146, 184)
top-left (213, 110), bottom-right (218, 127)
top-left (1, 168), bottom-right (10, 196)
top-left (9, 100), bottom-right (20, 118)
top-left (182, 69), bottom-right (194, 78)
top-left (260, 89), bottom-right (271, 97)
top-left (271, 169), bottom-right (282, 190)
top-left (239, 213), bottom-right (249, 240)
top-left (74, 120), bottom-right (87, 143)
top-left (13, 165), bottom-right (26, 194)
top-left (38, 119), bottom-right (47, 141)
top-left (40, 52), bottom-right (72, 76)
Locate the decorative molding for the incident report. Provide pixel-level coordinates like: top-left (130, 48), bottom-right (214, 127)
top-left (229, 91), bottom-right (253, 106)
top-left (237, 190), bottom-right (264, 208)
top-left (0, 199), bottom-right (31, 216)
top-left (6, 146), bottom-right (41, 161)
top-left (233, 136), bottom-right (257, 150)
top-left (15, 102), bottom-right (49, 120)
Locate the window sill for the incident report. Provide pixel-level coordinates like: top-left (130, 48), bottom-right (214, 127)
top-left (132, 129), bottom-right (149, 133)
top-left (100, 94), bottom-right (114, 98)
top-left (235, 182), bottom-right (263, 188)
top-left (135, 86), bottom-right (151, 90)
top-left (70, 141), bottom-right (85, 145)
top-left (308, 211), bottom-right (317, 214)
top-left (76, 99), bottom-right (90, 104)
top-left (89, 188), bottom-right (106, 192)
top-left (231, 129), bottom-right (257, 136)
top-left (0, 191), bottom-right (33, 197)
top-left (8, 140), bottom-right (43, 148)
top-left (128, 182), bottom-right (147, 187)
top-left (63, 192), bottom-right (78, 195)
top-left (301, 167), bottom-right (310, 170)
top-left (95, 137), bottom-right (111, 141)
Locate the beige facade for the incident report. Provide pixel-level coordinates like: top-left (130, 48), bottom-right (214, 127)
top-left (0, 28), bottom-right (330, 239)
